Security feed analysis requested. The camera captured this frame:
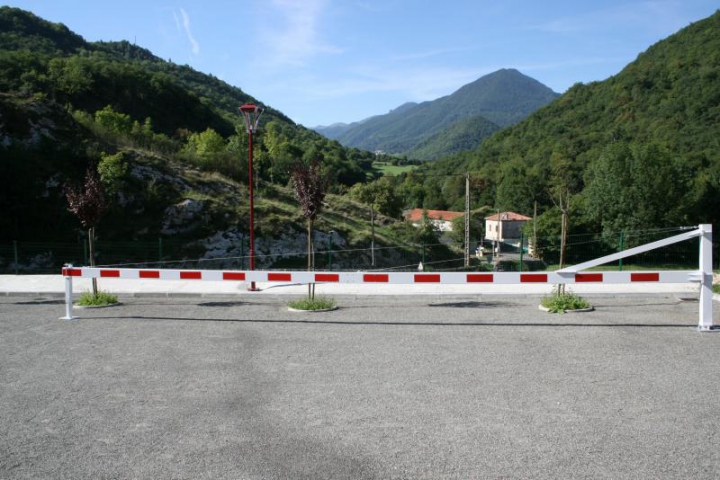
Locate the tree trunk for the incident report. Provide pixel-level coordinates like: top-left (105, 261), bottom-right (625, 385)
top-left (558, 192), bottom-right (569, 296)
top-left (370, 205), bottom-right (375, 267)
top-left (88, 227), bottom-right (98, 296)
top-left (307, 219), bottom-right (314, 300)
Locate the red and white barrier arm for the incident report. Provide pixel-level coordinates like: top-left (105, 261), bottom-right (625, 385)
top-left (61, 266), bottom-right (699, 285)
top-left (58, 224), bottom-right (714, 331)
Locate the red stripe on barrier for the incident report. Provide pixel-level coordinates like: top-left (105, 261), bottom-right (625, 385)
top-left (223, 272), bottom-right (246, 281)
top-left (139, 270), bottom-right (160, 279)
top-left (521, 274), bottom-right (548, 283)
top-left (631, 272), bottom-right (659, 282)
top-left (364, 274), bottom-right (389, 283)
top-left (180, 271), bottom-right (202, 280)
top-left (268, 273), bottom-right (292, 281)
top-left (414, 274), bottom-right (440, 283)
top-left (100, 269), bottom-right (120, 278)
top-left (62, 268), bottom-right (82, 277)
top-left (315, 273), bottom-right (339, 282)
top-left (467, 274), bottom-right (493, 283)
top-left (575, 273), bottom-right (603, 283)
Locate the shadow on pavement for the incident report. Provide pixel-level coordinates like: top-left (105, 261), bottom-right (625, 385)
top-left (92, 315), bottom-right (693, 328)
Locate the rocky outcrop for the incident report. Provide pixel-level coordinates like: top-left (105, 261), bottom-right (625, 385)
top-left (161, 199), bottom-right (205, 235)
top-left (196, 227), bottom-right (349, 269)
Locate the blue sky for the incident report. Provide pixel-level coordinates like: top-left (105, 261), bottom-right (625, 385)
top-left (3, 1), bottom-right (718, 127)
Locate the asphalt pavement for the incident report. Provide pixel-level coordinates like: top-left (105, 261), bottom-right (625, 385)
top-left (2, 292), bottom-right (720, 479)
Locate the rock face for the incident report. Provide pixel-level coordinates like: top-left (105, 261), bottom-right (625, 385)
top-left (129, 164), bottom-right (192, 193)
top-left (161, 199), bottom-right (205, 235)
top-left (197, 227), bottom-right (349, 269)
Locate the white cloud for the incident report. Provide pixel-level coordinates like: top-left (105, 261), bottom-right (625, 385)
top-left (258, 0), bottom-right (341, 69)
top-left (172, 9), bottom-right (182, 33)
top-left (178, 8), bottom-right (200, 55)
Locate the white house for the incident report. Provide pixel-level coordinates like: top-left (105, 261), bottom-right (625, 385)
top-left (485, 211), bottom-right (531, 242)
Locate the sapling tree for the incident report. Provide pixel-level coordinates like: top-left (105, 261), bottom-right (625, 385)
top-left (548, 149), bottom-right (582, 296)
top-left (65, 166), bottom-right (108, 296)
top-left (291, 158), bottom-right (330, 300)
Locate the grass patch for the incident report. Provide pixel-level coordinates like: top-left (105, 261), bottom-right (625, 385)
top-left (372, 162), bottom-right (417, 175)
top-left (288, 297), bottom-right (336, 311)
top-left (541, 292), bottom-right (591, 313)
top-left (713, 283), bottom-right (720, 294)
top-left (77, 290), bottom-right (119, 306)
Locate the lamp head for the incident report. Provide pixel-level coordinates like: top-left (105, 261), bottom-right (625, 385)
top-left (239, 104), bottom-right (264, 133)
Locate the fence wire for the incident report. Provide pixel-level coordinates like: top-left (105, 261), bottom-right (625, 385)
top-left (1, 228), bottom-right (718, 274)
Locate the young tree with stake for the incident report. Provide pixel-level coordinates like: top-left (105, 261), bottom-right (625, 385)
top-left (65, 166), bottom-right (108, 296)
top-left (291, 158), bottom-right (330, 300)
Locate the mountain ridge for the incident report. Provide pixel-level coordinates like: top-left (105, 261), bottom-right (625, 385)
top-left (315, 69), bottom-right (559, 159)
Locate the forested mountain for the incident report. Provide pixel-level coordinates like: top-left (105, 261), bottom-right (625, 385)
top-left (405, 115), bottom-right (500, 161)
top-left (0, 7), bottom-right (415, 261)
top-left (319, 69), bottom-right (559, 159)
top-left (416, 9), bottom-right (720, 239)
top-left (314, 102), bottom-right (419, 140)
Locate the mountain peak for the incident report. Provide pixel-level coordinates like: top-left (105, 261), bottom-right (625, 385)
top-left (327, 69), bottom-right (559, 158)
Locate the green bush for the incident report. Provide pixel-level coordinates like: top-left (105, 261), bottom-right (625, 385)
top-left (541, 292), bottom-right (591, 313)
top-left (288, 297), bottom-right (336, 311)
top-left (713, 283), bottom-right (720, 294)
top-left (77, 290), bottom-right (119, 306)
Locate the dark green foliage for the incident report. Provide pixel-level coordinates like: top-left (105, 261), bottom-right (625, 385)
top-left (583, 142), bottom-right (689, 237)
top-left (0, 7), bottom-right (85, 54)
top-left (348, 176), bottom-right (404, 218)
top-left (406, 115), bottom-right (500, 160)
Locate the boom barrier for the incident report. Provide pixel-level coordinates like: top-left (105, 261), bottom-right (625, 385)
top-left (60, 224), bottom-right (715, 331)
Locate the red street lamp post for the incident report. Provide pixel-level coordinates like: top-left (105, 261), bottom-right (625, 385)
top-left (239, 103), bottom-right (264, 291)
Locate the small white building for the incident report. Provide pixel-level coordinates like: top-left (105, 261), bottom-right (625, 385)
top-left (404, 209), bottom-right (464, 232)
top-left (485, 211), bottom-right (531, 242)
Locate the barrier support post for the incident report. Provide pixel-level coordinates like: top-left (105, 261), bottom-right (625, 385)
top-left (59, 265), bottom-right (78, 320)
top-left (698, 224), bottom-right (714, 331)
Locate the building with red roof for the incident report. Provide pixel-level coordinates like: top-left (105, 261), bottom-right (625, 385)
top-left (485, 211), bottom-right (531, 242)
top-left (403, 209), bottom-right (464, 232)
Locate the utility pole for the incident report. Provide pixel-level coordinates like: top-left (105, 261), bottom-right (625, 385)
top-left (495, 208), bottom-right (500, 262)
top-left (370, 204), bottom-right (376, 267)
top-left (464, 172), bottom-right (470, 267)
top-left (533, 201), bottom-right (538, 259)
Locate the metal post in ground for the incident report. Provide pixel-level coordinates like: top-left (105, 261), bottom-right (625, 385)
top-left (327, 231), bottom-right (334, 270)
top-left (240, 236), bottom-right (245, 270)
top-left (13, 240), bottom-right (19, 275)
top-left (618, 231), bottom-right (624, 271)
top-left (519, 232), bottom-right (524, 272)
top-left (698, 224), bottom-right (714, 331)
top-left (59, 265), bottom-right (78, 320)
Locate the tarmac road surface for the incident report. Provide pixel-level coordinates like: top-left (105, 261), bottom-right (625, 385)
top-left (1, 293), bottom-right (720, 479)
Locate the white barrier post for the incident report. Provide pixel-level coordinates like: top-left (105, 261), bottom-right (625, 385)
top-left (698, 224), bottom-right (714, 331)
top-left (59, 265), bottom-right (78, 320)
